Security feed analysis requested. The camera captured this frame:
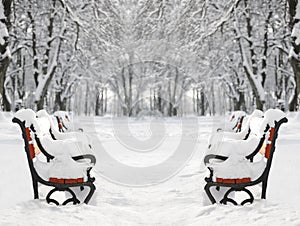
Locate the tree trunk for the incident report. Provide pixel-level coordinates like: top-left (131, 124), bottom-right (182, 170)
top-left (289, 58), bottom-right (300, 111)
top-left (193, 88), bottom-right (196, 113)
top-left (157, 86), bottom-right (162, 114)
top-left (199, 89), bottom-right (205, 116)
top-left (261, 2), bottom-right (272, 87)
top-left (84, 81), bottom-right (89, 115)
top-left (104, 88), bottom-right (107, 114)
top-left (95, 88), bottom-right (104, 116)
top-left (95, 92), bottom-right (100, 116)
top-left (233, 91), bottom-right (246, 111)
top-left (54, 92), bottom-right (66, 111)
top-left (27, 9), bottom-right (39, 87)
top-left (43, 0), bottom-right (56, 75)
top-left (0, 0), bottom-right (12, 111)
top-left (288, 0), bottom-right (300, 111)
top-left (231, 0), bottom-right (265, 110)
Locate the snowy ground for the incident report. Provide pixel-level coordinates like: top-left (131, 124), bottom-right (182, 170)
top-left (0, 112), bottom-right (300, 225)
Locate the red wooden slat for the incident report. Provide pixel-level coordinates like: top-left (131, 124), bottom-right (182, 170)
top-left (223, 179), bottom-right (235, 184)
top-left (65, 179), bottom-right (78, 184)
top-left (216, 177), bottom-right (251, 184)
top-left (25, 128), bottom-right (35, 159)
top-left (49, 177), bottom-right (84, 184)
top-left (77, 178), bottom-right (84, 183)
top-left (268, 127), bottom-right (275, 141)
top-left (28, 144), bottom-right (35, 159)
top-left (216, 178), bottom-right (223, 183)
top-left (236, 178), bottom-right (251, 183)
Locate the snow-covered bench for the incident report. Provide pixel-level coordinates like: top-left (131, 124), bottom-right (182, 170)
top-left (204, 109), bottom-right (288, 205)
top-left (230, 111), bottom-right (246, 132)
top-left (12, 109), bottom-right (96, 205)
top-left (53, 111), bottom-right (84, 132)
top-left (53, 111), bottom-right (70, 132)
top-left (207, 110), bottom-right (264, 153)
top-left (36, 110), bottom-right (92, 150)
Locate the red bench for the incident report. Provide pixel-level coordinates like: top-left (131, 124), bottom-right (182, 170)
top-left (13, 109), bottom-right (96, 205)
top-left (204, 113), bottom-right (287, 205)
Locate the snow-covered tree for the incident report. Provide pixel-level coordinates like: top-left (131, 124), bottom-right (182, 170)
top-left (1, 0), bottom-right (296, 115)
top-left (0, 0), bottom-right (12, 111)
top-left (289, 0), bottom-right (300, 111)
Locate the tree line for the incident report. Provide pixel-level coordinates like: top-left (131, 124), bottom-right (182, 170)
top-left (0, 0), bottom-right (299, 116)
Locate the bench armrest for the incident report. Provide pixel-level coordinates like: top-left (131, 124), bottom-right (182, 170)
top-left (72, 154), bottom-right (96, 182)
top-left (204, 154), bottom-right (228, 165)
top-left (72, 154), bottom-right (96, 165)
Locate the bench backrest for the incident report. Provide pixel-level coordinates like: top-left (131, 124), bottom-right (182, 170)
top-left (36, 110), bottom-right (68, 139)
top-left (241, 110), bottom-right (264, 139)
top-left (12, 116), bottom-right (42, 189)
top-left (24, 126), bottom-right (36, 159)
top-left (251, 114), bottom-right (288, 183)
top-left (13, 109), bottom-right (54, 161)
top-left (263, 117), bottom-right (287, 166)
top-left (54, 111), bottom-right (71, 132)
top-left (13, 117), bottom-right (36, 160)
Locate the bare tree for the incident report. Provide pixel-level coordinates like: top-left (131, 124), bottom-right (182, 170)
top-left (0, 0), bottom-right (12, 111)
top-left (288, 0), bottom-right (300, 111)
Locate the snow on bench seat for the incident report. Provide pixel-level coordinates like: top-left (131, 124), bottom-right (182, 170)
top-left (210, 154), bottom-right (266, 182)
top-left (34, 153), bottom-right (90, 182)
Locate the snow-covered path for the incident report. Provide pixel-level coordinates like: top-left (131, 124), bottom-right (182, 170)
top-left (0, 113), bottom-right (300, 225)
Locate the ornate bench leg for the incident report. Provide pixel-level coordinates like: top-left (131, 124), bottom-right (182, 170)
top-left (46, 187), bottom-right (80, 205)
top-left (261, 180), bottom-right (268, 199)
top-left (46, 188), bottom-right (60, 205)
top-left (62, 188), bottom-right (80, 205)
top-left (240, 188), bottom-right (254, 205)
top-left (204, 184), bottom-right (217, 204)
top-left (220, 188), bottom-right (238, 205)
top-left (83, 183), bottom-right (96, 204)
top-left (219, 187), bottom-right (254, 205)
top-left (32, 178), bottom-right (39, 199)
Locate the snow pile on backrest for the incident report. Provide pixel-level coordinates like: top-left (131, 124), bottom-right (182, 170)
top-left (54, 111), bottom-right (71, 121)
top-left (36, 117), bottom-right (51, 136)
top-left (37, 110), bottom-right (92, 150)
top-left (262, 109), bottom-right (286, 128)
top-left (247, 109), bottom-right (285, 137)
top-left (39, 135), bottom-right (89, 156)
top-left (249, 117), bottom-right (265, 137)
top-left (214, 136), bottom-right (261, 157)
top-left (14, 109), bottom-right (52, 137)
top-left (37, 110), bottom-right (58, 131)
top-left (230, 111), bottom-right (246, 121)
top-left (242, 109), bottom-right (264, 131)
top-left (14, 109), bottom-right (37, 127)
top-left (207, 109), bottom-right (263, 150)
top-left (53, 110), bottom-right (74, 131)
